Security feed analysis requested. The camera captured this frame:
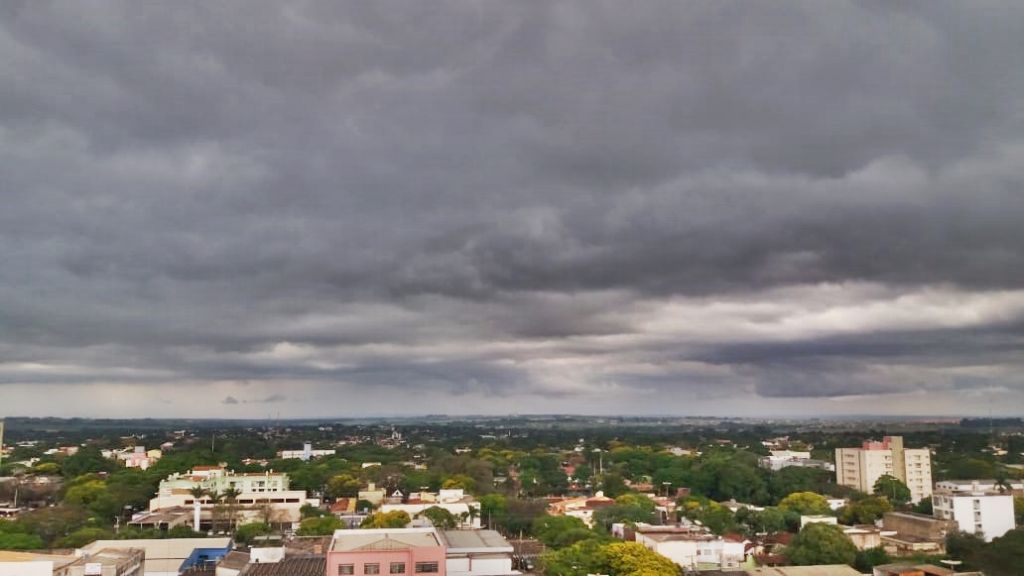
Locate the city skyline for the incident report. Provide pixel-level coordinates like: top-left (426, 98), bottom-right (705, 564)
top-left (2, 3), bottom-right (1024, 418)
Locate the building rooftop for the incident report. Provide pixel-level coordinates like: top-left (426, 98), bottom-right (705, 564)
top-left (440, 529), bottom-right (513, 552)
top-left (240, 556), bottom-right (326, 576)
top-left (330, 528), bottom-right (442, 552)
top-left (744, 566), bottom-right (861, 576)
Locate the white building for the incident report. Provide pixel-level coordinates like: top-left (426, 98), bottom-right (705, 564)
top-left (759, 450), bottom-right (835, 472)
top-left (441, 530), bottom-right (518, 576)
top-left (835, 436), bottom-right (932, 503)
top-left (145, 467), bottom-right (314, 529)
top-left (935, 479), bottom-right (1024, 494)
top-left (381, 489), bottom-right (482, 528)
top-left (632, 524), bottom-right (746, 570)
top-left (933, 489), bottom-right (1015, 542)
top-left (277, 442), bottom-right (336, 461)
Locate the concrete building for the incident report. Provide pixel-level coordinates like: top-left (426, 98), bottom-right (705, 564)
top-left (546, 491), bottom-right (614, 528)
top-left (881, 512), bottom-right (957, 556)
top-left (277, 442), bottom-right (336, 461)
top-left (759, 451), bottom-right (835, 472)
top-left (744, 568), bottom-right (861, 576)
top-left (0, 551), bottom-right (78, 576)
top-left (440, 530), bottom-right (517, 576)
top-left (120, 447), bottom-right (162, 470)
top-left (78, 538), bottom-right (230, 576)
top-left (631, 524), bottom-right (746, 570)
top-left (59, 548), bottom-right (144, 576)
top-left (328, 527), bottom-right (447, 576)
top-left (381, 489), bottom-right (482, 529)
top-left (935, 479), bottom-right (1024, 496)
top-left (932, 488), bottom-right (1015, 542)
top-left (145, 467), bottom-right (313, 530)
top-left (835, 436), bottom-right (932, 503)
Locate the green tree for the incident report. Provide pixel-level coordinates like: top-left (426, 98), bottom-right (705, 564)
top-left (479, 494), bottom-right (508, 529)
top-left (541, 540), bottom-right (676, 576)
top-left (360, 510), bottom-right (411, 529)
top-left (593, 493), bottom-right (656, 531)
top-left (326, 474), bottom-right (361, 499)
top-left (55, 527), bottom-right (113, 548)
top-left (604, 541), bottom-right (679, 576)
top-left (0, 531), bottom-right (45, 549)
top-left (167, 525), bottom-right (206, 538)
top-left (297, 516), bottom-right (344, 536)
top-left (418, 506), bottom-right (458, 529)
top-left (234, 522), bottom-right (272, 545)
top-left (61, 447), bottom-right (115, 478)
top-left (786, 523), bottom-right (857, 566)
top-left (442, 474), bottom-right (477, 493)
top-left (873, 475), bottom-right (911, 506)
top-left (839, 495), bottom-right (892, 524)
top-left (778, 492), bottom-right (832, 516)
top-left (533, 515), bottom-right (595, 549)
top-left (912, 496), bottom-right (933, 515)
top-left (854, 546), bottom-right (891, 571)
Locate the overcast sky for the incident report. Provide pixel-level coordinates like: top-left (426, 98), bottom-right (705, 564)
top-left (2, 2), bottom-right (1024, 419)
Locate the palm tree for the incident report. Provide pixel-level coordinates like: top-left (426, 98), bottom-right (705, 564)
top-left (222, 486), bottom-right (243, 533)
top-left (467, 505), bottom-right (480, 528)
top-left (188, 487), bottom-right (207, 532)
top-left (208, 490), bottom-right (225, 534)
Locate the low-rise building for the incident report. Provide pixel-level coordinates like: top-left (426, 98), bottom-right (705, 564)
top-left (146, 466), bottom-right (313, 529)
top-left (799, 515), bottom-right (837, 529)
top-left (935, 479), bottom-right (1024, 496)
top-left (328, 527), bottom-right (447, 576)
top-left (743, 567), bottom-right (862, 576)
top-left (759, 451), bottom-right (835, 472)
top-left (277, 442), bottom-right (336, 461)
top-left (60, 547), bottom-right (144, 576)
top-left (932, 488), bottom-right (1015, 542)
top-left (546, 491), bottom-right (614, 528)
top-left (77, 538), bottom-right (231, 576)
top-left (0, 551), bottom-right (78, 576)
top-left (441, 530), bottom-right (517, 576)
top-left (382, 489), bottom-right (481, 529)
top-left (632, 524), bottom-right (746, 570)
top-left (881, 512), bottom-right (957, 556)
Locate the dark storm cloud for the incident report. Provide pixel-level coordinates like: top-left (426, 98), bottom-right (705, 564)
top-left (2, 1), bottom-right (1024, 415)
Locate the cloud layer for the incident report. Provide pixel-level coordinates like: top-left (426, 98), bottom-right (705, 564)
top-left (2, 1), bottom-right (1024, 417)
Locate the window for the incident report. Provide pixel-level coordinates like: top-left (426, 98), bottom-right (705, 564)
top-left (391, 563), bottom-right (406, 574)
top-left (414, 563), bottom-right (439, 574)
top-left (365, 563), bottom-right (381, 575)
top-left (339, 565), bottom-right (355, 575)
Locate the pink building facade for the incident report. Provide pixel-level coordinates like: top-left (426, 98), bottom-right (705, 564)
top-left (327, 528), bottom-right (446, 576)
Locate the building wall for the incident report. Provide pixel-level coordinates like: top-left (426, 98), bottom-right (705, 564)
top-left (380, 502), bottom-right (482, 528)
top-left (902, 449), bottom-right (932, 503)
top-left (446, 556), bottom-right (513, 576)
top-left (0, 562), bottom-right (53, 576)
top-left (836, 438), bottom-right (932, 503)
top-left (933, 493), bottom-right (1015, 542)
top-left (327, 548), bottom-right (446, 576)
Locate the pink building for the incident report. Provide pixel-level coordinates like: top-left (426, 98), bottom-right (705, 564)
top-left (327, 527), bottom-right (446, 576)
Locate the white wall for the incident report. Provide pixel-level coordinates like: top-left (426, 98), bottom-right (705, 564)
top-left (0, 562), bottom-right (53, 576)
top-left (937, 494), bottom-right (1015, 542)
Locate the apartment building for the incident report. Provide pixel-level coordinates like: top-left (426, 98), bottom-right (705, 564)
top-left (932, 488), bottom-right (1015, 542)
top-left (143, 467), bottom-right (315, 530)
top-left (835, 436), bottom-right (931, 503)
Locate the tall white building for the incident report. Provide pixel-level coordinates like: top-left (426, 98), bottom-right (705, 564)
top-left (835, 436), bottom-right (932, 503)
